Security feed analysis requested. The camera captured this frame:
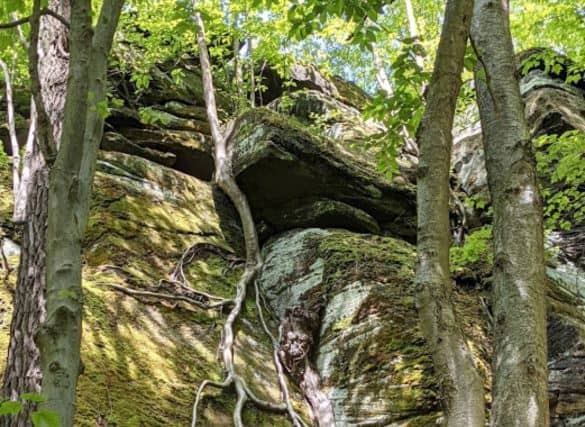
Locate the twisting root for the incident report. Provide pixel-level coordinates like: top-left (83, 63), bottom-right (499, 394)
top-left (190, 8), bottom-right (304, 427)
top-left (254, 280), bottom-right (307, 427)
top-left (170, 242), bottom-right (244, 289)
top-left (96, 247), bottom-right (235, 310)
top-left (95, 282), bottom-right (233, 310)
top-left (192, 377), bottom-right (233, 426)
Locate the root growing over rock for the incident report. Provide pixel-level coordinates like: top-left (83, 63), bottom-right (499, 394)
top-left (190, 8), bottom-right (305, 427)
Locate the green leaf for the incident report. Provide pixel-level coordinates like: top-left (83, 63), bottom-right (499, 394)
top-left (0, 401), bottom-right (23, 416)
top-left (31, 409), bottom-right (60, 427)
top-left (20, 393), bottom-right (47, 403)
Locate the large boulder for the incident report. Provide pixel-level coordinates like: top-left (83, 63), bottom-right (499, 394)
top-left (0, 155), bottom-right (300, 426)
top-left (231, 109), bottom-right (416, 241)
top-left (258, 228), bottom-right (491, 426)
top-left (452, 50), bottom-right (585, 197)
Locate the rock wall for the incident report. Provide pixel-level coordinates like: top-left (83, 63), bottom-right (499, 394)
top-left (0, 52), bottom-right (584, 426)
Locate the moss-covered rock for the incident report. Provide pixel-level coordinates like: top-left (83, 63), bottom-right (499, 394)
top-left (267, 90), bottom-right (384, 144)
top-left (230, 109), bottom-right (416, 241)
top-left (258, 228), bottom-right (491, 426)
top-left (0, 153), bottom-right (302, 426)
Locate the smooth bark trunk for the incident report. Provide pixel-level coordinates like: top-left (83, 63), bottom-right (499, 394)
top-left (471, 1), bottom-right (548, 425)
top-left (13, 102), bottom-right (38, 223)
top-left (403, 0), bottom-right (424, 70)
top-left (0, 60), bottom-right (21, 199)
top-left (415, 0), bottom-right (485, 425)
top-left (38, 0), bottom-right (92, 422)
top-left (38, 1), bottom-right (124, 425)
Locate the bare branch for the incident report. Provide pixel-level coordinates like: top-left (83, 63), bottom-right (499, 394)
top-left (0, 8), bottom-right (70, 30)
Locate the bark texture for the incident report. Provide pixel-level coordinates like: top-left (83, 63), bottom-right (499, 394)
top-left (38, 0), bottom-right (92, 422)
top-left (37, 0), bottom-right (124, 424)
top-left (1, 1), bottom-right (69, 425)
top-left (38, 0), bottom-right (70, 148)
top-left (415, 0), bottom-right (485, 426)
top-left (471, 1), bottom-right (548, 426)
top-left (1, 153), bottom-right (48, 427)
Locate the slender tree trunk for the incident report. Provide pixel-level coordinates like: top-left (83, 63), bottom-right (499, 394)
top-left (37, 0), bottom-right (91, 423)
top-left (13, 102), bottom-right (38, 223)
top-left (247, 39), bottom-right (255, 107)
top-left (371, 44), bottom-right (393, 96)
top-left (1, 150), bottom-right (48, 427)
top-left (0, 60), bottom-right (21, 198)
top-left (403, 0), bottom-right (424, 70)
top-left (471, 1), bottom-right (548, 426)
top-left (233, 34), bottom-right (244, 101)
top-left (38, 1), bottom-right (124, 425)
top-left (415, 0), bottom-right (485, 426)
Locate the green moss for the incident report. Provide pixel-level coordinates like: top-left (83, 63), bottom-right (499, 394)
top-left (0, 155), bottom-right (296, 426)
top-left (292, 232), bottom-right (441, 421)
top-left (265, 230), bottom-right (489, 423)
top-left (450, 226), bottom-right (493, 277)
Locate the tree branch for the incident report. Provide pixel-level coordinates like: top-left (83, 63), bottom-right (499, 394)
top-left (11, 13), bottom-right (30, 48)
top-left (0, 8), bottom-right (70, 30)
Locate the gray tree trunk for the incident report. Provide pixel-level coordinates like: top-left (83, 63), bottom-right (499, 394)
top-left (403, 0), bottom-right (424, 70)
top-left (471, 1), bottom-right (548, 426)
top-left (0, 60), bottom-right (21, 198)
top-left (1, 150), bottom-right (48, 427)
top-left (2, 1), bottom-right (69, 425)
top-left (38, 0), bottom-right (124, 425)
top-left (415, 0), bottom-right (485, 426)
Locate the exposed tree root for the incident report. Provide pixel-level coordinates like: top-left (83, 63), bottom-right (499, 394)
top-left (96, 282), bottom-right (233, 310)
top-left (254, 281), bottom-right (307, 427)
top-left (190, 8), bottom-right (304, 427)
top-left (96, 242), bottom-right (241, 310)
top-left (170, 242), bottom-right (244, 286)
top-left (279, 305), bottom-right (335, 426)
